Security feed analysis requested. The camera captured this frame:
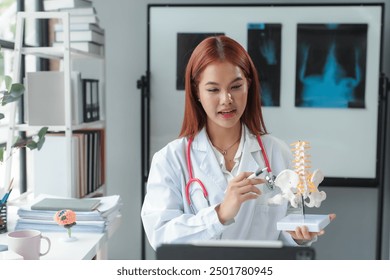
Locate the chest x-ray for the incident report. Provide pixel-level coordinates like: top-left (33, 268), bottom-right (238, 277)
top-left (295, 24), bottom-right (367, 108)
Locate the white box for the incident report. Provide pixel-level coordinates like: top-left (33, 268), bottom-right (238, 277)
top-left (25, 71), bottom-right (83, 126)
top-left (33, 134), bottom-right (79, 198)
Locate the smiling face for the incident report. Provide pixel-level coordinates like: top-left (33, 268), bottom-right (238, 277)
top-left (197, 61), bottom-right (248, 133)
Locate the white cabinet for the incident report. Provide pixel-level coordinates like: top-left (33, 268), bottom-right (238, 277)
top-left (5, 12), bottom-right (106, 198)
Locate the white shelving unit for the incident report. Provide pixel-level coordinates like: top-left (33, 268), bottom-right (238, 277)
top-left (4, 11), bottom-right (106, 198)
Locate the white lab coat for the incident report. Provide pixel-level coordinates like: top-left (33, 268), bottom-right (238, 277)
top-left (141, 126), bottom-right (298, 250)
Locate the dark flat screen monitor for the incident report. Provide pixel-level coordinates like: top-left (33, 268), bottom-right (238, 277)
top-left (156, 240), bottom-right (315, 260)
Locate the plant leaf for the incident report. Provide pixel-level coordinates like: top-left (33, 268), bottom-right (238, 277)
top-left (5, 75), bottom-right (12, 91)
top-left (36, 127), bottom-right (48, 150)
top-left (37, 136), bottom-right (46, 150)
top-left (0, 112), bottom-right (4, 120)
top-left (0, 147), bottom-right (4, 162)
top-left (2, 94), bottom-right (16, 105)
top-left (27, 141), bottom-right (38, 150)
top-left (38, 127), bottom-right (48, 139)
top-left (9, 83), bottom-right (25, 100)
top-left (9, 83), bottom-right (24, 98)
top-left (2, 83), bottom-right (24, 105)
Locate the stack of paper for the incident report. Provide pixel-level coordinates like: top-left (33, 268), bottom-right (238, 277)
top-left (15, 194), bottom-right (122, 233)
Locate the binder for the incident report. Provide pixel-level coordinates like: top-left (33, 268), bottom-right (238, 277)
top-left (82, 78), bottom-right (100, 122)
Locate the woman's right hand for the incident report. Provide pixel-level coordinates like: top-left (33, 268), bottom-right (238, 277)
top-left (215, 172), bottom-right (264, 224)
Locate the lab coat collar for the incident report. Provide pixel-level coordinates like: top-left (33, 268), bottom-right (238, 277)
top-left (192, 128), bottom-right (227, 192)
top-left (245, 126), bottom-right (263, 153)
top-left (191, 126), bottom-right (264, 189)
top-left (190, 127), bottom-right (208, 152)
top-left (239, 125), bottom-right (263, 174)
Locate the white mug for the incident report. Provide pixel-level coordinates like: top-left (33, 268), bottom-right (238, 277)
top-left (7, 229), bottom-right (51, 260)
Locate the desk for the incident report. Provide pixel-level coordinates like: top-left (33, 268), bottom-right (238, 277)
top-left (0, 205), bottom-right (121, 260)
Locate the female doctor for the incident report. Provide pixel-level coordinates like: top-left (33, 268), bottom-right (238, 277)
top-left (141, 35), bottom-right (335, 250)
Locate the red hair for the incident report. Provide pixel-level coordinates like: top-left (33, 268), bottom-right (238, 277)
top-left (179, 35), bottom-right (268, 138)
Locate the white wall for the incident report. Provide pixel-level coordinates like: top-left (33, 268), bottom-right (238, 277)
top-left (93, 0), bottom-right (144, 259)
top-left (93, 0), bottom-right (390, 259)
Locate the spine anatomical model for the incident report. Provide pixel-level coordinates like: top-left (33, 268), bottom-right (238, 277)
top-left (268, 141), bottom-right (326, 208)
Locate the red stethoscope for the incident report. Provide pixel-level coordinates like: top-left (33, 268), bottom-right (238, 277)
top-left (185, 135), bottom-right (274, 214)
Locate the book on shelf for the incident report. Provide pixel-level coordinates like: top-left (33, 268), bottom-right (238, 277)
top-left (72, 71), bottom-right (84, 124)
top-left (70, 58), bottom-right (105, 120)
top-left (79, 128), bottom-right (106, 197)
top-left (54, 23), bottom-right (105, 35)
top-left (82, 79), bottom-right (100, 122)
top-left (75, 129), bottom-right (105, 196)
top-left (43, 0), bottom-right (92, 11)
top-left (59, 6), bottom-right (96, 15)
top-left (25, 71), bottom-right (83, 126)
top-left (53, 41), bottom-right (103, 56)
top-left (34, 130), bottom-right (106, 198)
top-left (55, 30), bottom-right (105, 45)
top-left (70, 14), bottom-right (100, 24)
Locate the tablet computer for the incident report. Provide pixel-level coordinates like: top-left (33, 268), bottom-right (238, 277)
top-left (156, 240), bottom-right (315, 260)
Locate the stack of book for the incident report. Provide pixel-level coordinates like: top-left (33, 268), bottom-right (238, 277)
top-left (15, 195), bottom-right (122, 233)
top-left (43, 0), bottom-right (105, 55)
top-left (34, 129), bottom-right (106, 198)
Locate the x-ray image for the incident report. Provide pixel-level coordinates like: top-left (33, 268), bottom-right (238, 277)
top-left (295, 24), bottom-right (367, 108)
top-left (247, 23), bottom-right (282, 107)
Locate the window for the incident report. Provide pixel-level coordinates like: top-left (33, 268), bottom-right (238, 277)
top-left (0, 0), bottom-right (43, 200)
top-left (0, 0), bottom-right (18, 42)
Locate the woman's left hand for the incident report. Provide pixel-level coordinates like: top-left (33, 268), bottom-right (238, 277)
top-left (287, 213), bottom-right (336, 243)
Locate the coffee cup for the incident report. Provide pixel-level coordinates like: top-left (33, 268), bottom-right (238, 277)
top-left (7, 229), bottom-right (51, 260)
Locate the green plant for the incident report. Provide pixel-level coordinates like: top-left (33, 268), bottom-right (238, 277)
top-left (0, 45), bottom-right (47, 162)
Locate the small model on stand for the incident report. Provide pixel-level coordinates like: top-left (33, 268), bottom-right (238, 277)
top-left (54, 209), bottom-right (77, 242)
top-left (269, 141), bottom-right (330, 232)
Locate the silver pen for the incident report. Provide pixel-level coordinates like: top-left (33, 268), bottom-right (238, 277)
top-left (247, 167), bottom-right (268, 179)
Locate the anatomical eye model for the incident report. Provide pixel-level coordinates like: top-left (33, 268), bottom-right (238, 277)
top-left (270, 141), bottom-right (330, 232)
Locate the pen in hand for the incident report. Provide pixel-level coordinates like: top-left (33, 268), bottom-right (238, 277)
top-left (243, 167), bottom-right (268, 197)
top-left (247, 167), bottom-right (268, 179)
top-left (224, 169), bottom-right (267, 195)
